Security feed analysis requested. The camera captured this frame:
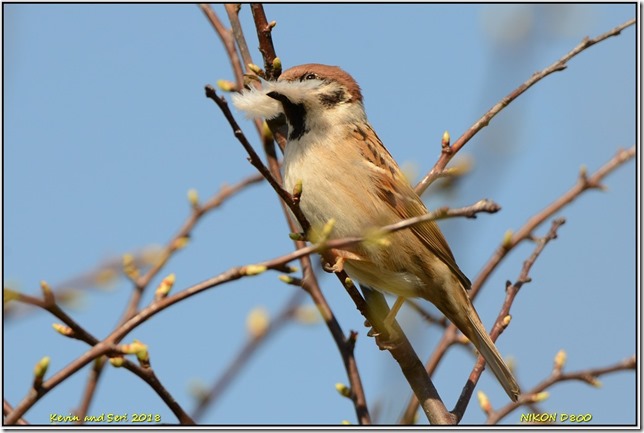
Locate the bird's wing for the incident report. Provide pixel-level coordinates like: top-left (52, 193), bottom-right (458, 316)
top-left (353, 123), bottom-right (472, 290)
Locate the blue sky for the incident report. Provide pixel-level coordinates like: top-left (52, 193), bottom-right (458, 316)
top-left (4, 4), bottom-right (637, 426)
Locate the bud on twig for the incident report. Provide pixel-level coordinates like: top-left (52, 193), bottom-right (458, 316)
top-left (502, 230), bottom-right (514, 250)
top-left (216, 79), bottom-right (236, 92)
top-left (154, 273), bottom-right (176, 301)
top-left (4, 288), bottom-right (20, 304)
top-left (501, 314), bottom-right (512, 328)
top-left (477, 390), bottom-right (492, 415)
top-left (243, 265), bottom-right (267, 276)
top-left (294, 306), bottom-right (321, 324)
top-left (272, 56), bottom-right (282, 73)
top-left (33, 356), bottom-right (50, 389)
top-left (120, 339), bottom-right (150, 368)
top-left (187, 189), bottom-right (199, 209)
top-left (335, 382), bottom-right (352, 399)
top-left (109, 356), bottom-right (125, 368)
top-left (247, 63), bottom-right (263, 76)
top-left (442, 130), bottom-right (451, 148)
top-left (292, 179), bottom-right (303, 202)
top-left (553, 349), bottom-right (567, 373)
top-left (247, 307), bottom-right (270, 339)
top-left (262, 121), bottom-right (273, 140)
top-left (289, 232), bottom-right (306, 241)
top-left (40, 280), bottom-right (55, 305)
top-left (583, 375), bottom-right (602, 388)
top-left (172, 236), bottom-right (190, 250)
top-left (278, 275), bottom-right (295, 285)
top-left (52, 323), bottom-right (74, 337)
top-left (319, 219), bottom-right (336, 242)
top-left (531, 391), bottom-right (550, 403)
top-left (122, 253), bottom-right (140, 281)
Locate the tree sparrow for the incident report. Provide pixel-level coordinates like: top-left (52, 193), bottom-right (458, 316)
top-left (232, 63), bottom-right (520, 401)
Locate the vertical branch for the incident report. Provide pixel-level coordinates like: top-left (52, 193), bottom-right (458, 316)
top-left (210, 6), bottom-right (372, 423)
top-left (224, 4), bottom-right (254, 69)
top-left (250, 4), bottom-right (281, 80)
top-left (199, 4), bottom-right (244, 89)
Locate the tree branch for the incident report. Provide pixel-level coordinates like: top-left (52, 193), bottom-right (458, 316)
top-left (199, 4), bottom-right (244, 90)
top-left (191, 290), bottom-right (305, 421)
top-left (401, 146), bottom-right (635, 424)
top-left (204, 85), bottom-right (309, 231)
top-left (472, 146), bottom-right (634, 297)
top-left (451, 218), bottom-right (566, 421)
top-left (250, 4), bottom-right (280, 80)
top-left (486, 355), bottom-right (636, 424)
top-left (414, 18), bottom-right (635, 195)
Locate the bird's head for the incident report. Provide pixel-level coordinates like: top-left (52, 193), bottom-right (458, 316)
top-left (233, 63), bottom-right (366, 140)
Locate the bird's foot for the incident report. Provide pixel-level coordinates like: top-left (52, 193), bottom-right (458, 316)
top-left (364, 319), bottom-right (401, 350)
top-left (322, 249), bottom-right (364, 273)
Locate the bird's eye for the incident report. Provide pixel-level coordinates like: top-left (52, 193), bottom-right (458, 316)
top-left (303, 73), bottom-right (317, 81)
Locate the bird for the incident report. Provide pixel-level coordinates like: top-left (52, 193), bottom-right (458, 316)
top-left (232, 63), bottom-right (520, 401)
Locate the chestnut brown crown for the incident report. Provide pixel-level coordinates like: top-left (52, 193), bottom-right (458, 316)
top-left (278, 63), bottom-right (363, 104)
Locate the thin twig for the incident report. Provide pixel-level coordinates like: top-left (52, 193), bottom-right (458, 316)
top-left (76, 173), bottom-right (262, 422)
top-left (208, 5), bottom-right (370, 417)
top-left (451, 218), bottom-right (566, 421)
top-left (486, 355), bottom-right (636, 424)
top-left (256, 76), bottom-right (372, 423)
top-left (250, 4), bottom-right (280, 80)
top-left (400, 146), bottom-right (635, 424)
top-left (204, 85), bottom-right (309, 230)
top-left (3, 400), bottom-right (28, 425)
top-left (191, 290), bottom-right (305, 421)
top-left (472, 146), bottom-right (634, 297)
top-left (405, 299), bottom-right (449, 328)
top-left (4, 197), bottom-right (496, 425)
top-left (414, 18), bottom-right (635, 195)
top-left (122, 359), bottom-right (195, 425)
top-left (75, 359), bottom-right (104, 424)
top-left (224, 4), bottom-right (254, 72)
top-left (199, 4), bottom-right (244, 89)
top-left (7, 297), bottom-right (196, 425)
top-left (12, 293), bottom-right (99, 346)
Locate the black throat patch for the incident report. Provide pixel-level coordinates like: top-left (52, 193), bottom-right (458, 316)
top-left (267, 91), bottom-right (307, 140)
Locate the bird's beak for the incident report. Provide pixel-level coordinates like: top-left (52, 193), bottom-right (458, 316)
top-left (266, 91), bottom-right (280, 101)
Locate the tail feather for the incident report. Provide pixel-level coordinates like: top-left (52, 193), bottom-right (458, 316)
top-left (465, 311), bottom-right (520, 401)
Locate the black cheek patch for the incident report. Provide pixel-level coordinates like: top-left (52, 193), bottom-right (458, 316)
top-left (267, 91), bottom-right (308, 140)
top-left (318, 90), bottom-right (345, 107)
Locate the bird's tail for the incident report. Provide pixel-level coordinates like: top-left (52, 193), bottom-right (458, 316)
top-left (459, 304), bottom-right (520, 401)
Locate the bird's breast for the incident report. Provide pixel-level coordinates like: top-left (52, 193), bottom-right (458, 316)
top-left (283, 135), bottom-right (388, 238)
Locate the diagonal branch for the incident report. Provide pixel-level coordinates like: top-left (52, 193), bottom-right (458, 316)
top-left (452, 218), bottom-right (566, 421)
top-left (414, 18), bottom-right (635, 195)
top-left (472, 146), bottom-right (634, 297)
top-left (400, 145), bottom-right (635, 424)
top-left (190, 290), bottom-right (305, 421)
top-left (76, 173), bottom-right (262, 422)
top-left (204, 85), bottom-right (310, 231)
top-left (486, 355), bottom-right (636, 424)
